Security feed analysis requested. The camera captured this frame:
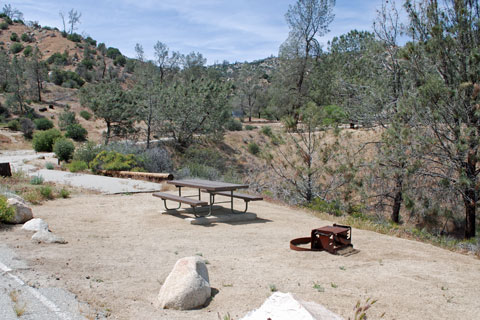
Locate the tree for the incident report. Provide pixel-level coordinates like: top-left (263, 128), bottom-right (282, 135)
top-left (405, 0), bottom-right (480, 238)
top-left (278, 0), bottom-right (336, 120)
top-left (68, 9), bottom-right (81, 34)
top-left (0, 49), bottom-right (10, 92)
top-left (2, 4), bottom-right (23, 20)
top-left (79, 80), bottom-right (136, 145)
top-left (59, 11), bottom-right (66, 33)
top-left (233, 64), bottom-right (263, 121)
top-left (7, 56), bottom-right (27, 114)
top-left (25, 46), bottom-right (47, 102)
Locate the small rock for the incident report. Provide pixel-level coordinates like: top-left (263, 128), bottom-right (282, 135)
top-left (241, 292), bottom-right (344, 320)
top-left (32, 230), bottom-right (67, 244)
top-left (7, 198), bottom-right (33, 224)
top-left (22, 218), bottom-right (49, 232)
top-left (157, 256), bottom-right (211, 310)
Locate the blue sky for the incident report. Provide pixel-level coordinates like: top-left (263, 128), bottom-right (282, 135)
top-left (13, 0), bottom-right (389, 64)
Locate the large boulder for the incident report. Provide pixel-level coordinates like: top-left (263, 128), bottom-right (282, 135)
top-left (31, 230), bottom-right (67, 244)
top-left (7, 198), bottom-right (33, 224)
top-left (157, 256), bottom-right (211, 310)
top-left (22, 218), bottom-right (49, 232)
top-left (241, 292), bottom-right (344, 320)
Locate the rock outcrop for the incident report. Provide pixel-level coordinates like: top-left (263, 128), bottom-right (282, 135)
top-left (31, 230), bottom-right (67, 244)
top-left (22, 218), bottom-right (49, 232)
top-left (7, 198), bottom-right (33, 224)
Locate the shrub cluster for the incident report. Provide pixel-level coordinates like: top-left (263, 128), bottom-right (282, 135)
top-left (65, 124), bottom-right (87, 141)
top-left (53, 138), bottom-right (75, 162)
top-left (10, 42), bottom-right (23, 54)
top-left (226, 118), bottom-right (243, 131)
top-left (46, 52), bottom-right (68, 65)
top-left (32, 128), bottom-right (62, 152)
top-left (49, 69), bottom-right (84, 88)
top-left (0, 195), bottom-right (15, 223)
top-left (79, 110), bottom-right (92, 120)
top-left (248, 142), bottom-right (260, 155)
top-left (21, 33), bottom-right (32, 42)
top-left (0, 22), bottom-right (8, 30)
top-left (58, 110), bottom-right (78, 129)
top-left (10, 32), bottom-right (19, 42)
top-left (67, 33), bottom-right (82, 42)
top-left (67, 160), bottom-right (88, 173)
top-left (34, 118), bottom-right (54, 130)
top-left (20, 118), bottom-right (35, 139)
top-left (90, 151), bottom-right (138, 172)
top-left (23, 45), bottom-right (32, 56)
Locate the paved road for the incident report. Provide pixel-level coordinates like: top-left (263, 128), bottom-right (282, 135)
top-left (0, 150), bottom-right (162, 194)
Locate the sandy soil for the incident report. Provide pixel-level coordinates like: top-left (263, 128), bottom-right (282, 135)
top-left (1, 191), bottom-right (479, 320)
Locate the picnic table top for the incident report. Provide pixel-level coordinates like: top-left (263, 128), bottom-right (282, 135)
top-left (167, 179), bottom-right (249, 192)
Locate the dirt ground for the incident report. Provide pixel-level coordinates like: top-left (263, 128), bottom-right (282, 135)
top-left (1, 191), bottom-right (479, 320)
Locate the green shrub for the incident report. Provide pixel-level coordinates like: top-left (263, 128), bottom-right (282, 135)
top-left (32, 128), bottom-right (62, 152)
top-left (0, 195), bottom-right (15, 222)
top-left (34, 118), bottom-right (54, 130)
top-left (58, 110), bottom-right (77, 129)
top-left (67, 160), bottom-right (88, 173)
top-left (21, 33), bottom-right (31, 42)
top-left (65, 124), bottom-right (87, 141)
top-left (226, 118), bottom-right (243, 131)
top-left (261, 126), bottom-right (273, 137)
top-left (10, 42), bottom-right (23, 54)
top-left (6, 119), bottom-right (20, 131)
top-left (307, 198), bottom-right (343, 216)
top-left (39, 186), bottom-right (53, 199)
top-left (59, 188), bottom-right (70, 198)
top-left (53, 138), bottom-right (75, 162)
top-left (106, 47), bottom-right (122, 59)
top-left (90, 151), bottom-right (138, 172)
top-left (245, 125), bottom-right (257, 130)
top-left (30, 175), bottom-right (44, 185)
top-left (0, 22), bottom-right (8, 30)
top-left (84, 36), bottom-right (96, 47)
top-left (73, 141), bottom-right (102, 165)
top-left (320, 105), bottom-right (347, 126)
top-left (23, 45), bottom-right (32, 56)
top-left (10, 32), bottom-right (19, 42)
top-left (184, 147), bottom-right (226, 171)
top-left (248, 142), bottom-right (260, 155)
top-left (45, 162), bottom-right (54, 170)
top-left (46, 52), bottom-right (68, 65)
top-left (20, 118), bottom-right (35, 139)
top-left (67, 33), bottom-right (82, 42)
top-left (178, 163), bottom-right (221, 180)
top-left (79, 110), bottom-right (92, 120)
top-left (49, 69), bottom-right (84, 88)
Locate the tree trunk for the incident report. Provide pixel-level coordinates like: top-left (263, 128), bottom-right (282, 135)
top-left (105, 122), bottom-right (111, 145)
top-left (463, 152), bottom-right (477, 238)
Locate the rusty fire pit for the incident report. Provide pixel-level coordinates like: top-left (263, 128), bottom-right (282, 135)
top-left (290, 224), bottom-right (357, 255)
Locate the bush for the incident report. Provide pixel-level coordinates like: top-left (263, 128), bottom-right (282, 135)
top-left (45, 162), bottom-right (54, 170)
top-left (10, 32), bottom-right (19, 42)
top-left (23, 45), bottom-right (32, 56)
top-left (59, 188), bottom-right (70, 198)
top-left (0, 195), bottom-right (15, 222)
top-left (53, 138), bottom-right (75, 162)
top-left (32, 128), bottom-right (62, 152)
top-left (46, 52), bottom-right (68, 65)
top-left (67, 160), bottom-right (88, 173)
top-left (30, 175), bottom-right (44, 185)
top-left (90, 151), bottom-right (138, 172)
top-left (226, 118), bottom-right (243, 131)
top-left (34, 118), bottom-right (54, 130)
top-left (138, 147), bottom-right (172, 173)
top-left (20, 118), bottom-right (35, 139)
top-left (245, 125), bottom-right (257, 130)
top-left (177, 163), bottom-right (221, 180)
top-left (184, 147), bottom-right (226, 171)
top-left (106, 47), bottom-right (122, 59)
top-left (21, 33), bottom-right (31, 42)
top-left (6, 119), bottom-right (20, 131)
top-left (39, 186), bottom-right (53, 199)
top-left (79, 110), bottom-right (92, 120)
top-left (73, 141), bottom-right (102, 165)
top-left (0, 22), bottom-right (8, 30)
top-left (49, 69), bottom-right (84, 88)
top-left (10, 42), bottom-right (23, 54)
top-left (248, 142), bottom-right (260, 155)
top-left (85, 36), bottom-right (96, 47)
top-left (67, 33), bottom-right (82, 42)
top-left (261, 126), bottom-right (273, 137)
top-left (58, 110), bottom-right (77, 129)
top-left (65, 124), bottom-right (87, 141)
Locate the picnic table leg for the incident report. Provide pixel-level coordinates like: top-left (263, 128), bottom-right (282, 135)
top-left (163, 199), bottom-right (181, 211)
top-left (230, 190), bottom-right (234, 213)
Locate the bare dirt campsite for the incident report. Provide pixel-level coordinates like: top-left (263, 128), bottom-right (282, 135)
top-left (1, 190), bottom-right (479, 319)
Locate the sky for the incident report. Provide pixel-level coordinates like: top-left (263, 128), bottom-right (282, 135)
top-left (12, 0), bottom-right (391, 64)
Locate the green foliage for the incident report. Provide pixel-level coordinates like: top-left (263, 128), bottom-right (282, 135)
top-left (6, 119), bottom-right (20, 131)
top-left (0, 195), bottom-right (14, 222)
top-left (30, 175), bottom-right (43, 185)
top-left (32, 128), bottom-right (62, 152)
top-left (226, 118), bottom-right (243, 131)
top-left (67, 160), bottom-right (88, 172)
top-left (10, 42), bottom-right (23, 54)
top-left (73, 141), bottom-right (102, 165)
top-left (10, 32), bottom-right (18, 42)
top-left (307, 198), bottom-right (343, 216)
top-left (49, 69), bottom-right (84, 88)
top-left (34, 117), bottom-right (54, 130)
top-left (90, 151), bottom-right (138, 172)
top-left (80, 58), bottom-right (94, 70)
top-left (244, 125), bottom-right (257, 130)
top-left (39, 185), bottom-right (53, 199)
top-left (45, 162), bottom-right (54, 170)
top-left (53, 138), bottom-right (75, 162)
top-left (22, 45), bottom-right (32, 56)
top-left (59, 188), bottom-right (70, 198)
top-left (58, 110), bottom-right (77, 130)
top-left (114, 55), bottom-right (126, 67)
top-left (84, 36), bottom-right (96, 47)
top-left (46, 52), bottom-right (68, 65)
top-left (79, 110), bottom-right (91, 120)
top-left (106, 47), bottom-right (122, 59)
top-left (0, 22), bottom-right (8, 30)
top-left (21, 33), bottom-right (31, 42)
top-left (65, 124), bottom-right (87, 141)
top-left (320, 105), bottom-right (347, 126)
top-left (248, 142), bottom-right (260, 155)
top-left (19, 118), bottom-right (34, 139)
top-left (260, 125), bottom-right (273, 137)
top-left (67, 33), bottom-right (82, 42)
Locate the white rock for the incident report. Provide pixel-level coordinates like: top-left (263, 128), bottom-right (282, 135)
top-left (31, 230), bottom-right (67, 244)
top-left (157, 256), bottom-right (211, 310)
top-left (22, 218), bottom-right (49, 232)
top-left (241, 292), bottom-right (344, 320)
top-left (7, 198), bottom-right (33, 224)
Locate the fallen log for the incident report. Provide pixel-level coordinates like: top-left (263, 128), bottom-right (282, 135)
top-left (99, 170), bottom-right (173, 182)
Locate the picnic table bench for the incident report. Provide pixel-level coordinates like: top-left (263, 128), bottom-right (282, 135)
top-left (153, 179), bottom-right (263, 217)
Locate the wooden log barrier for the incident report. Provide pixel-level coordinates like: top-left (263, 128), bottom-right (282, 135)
top-left (99, 170), bottom-right (173, 182)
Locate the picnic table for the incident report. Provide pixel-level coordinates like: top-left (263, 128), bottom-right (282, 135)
top-left (152, 179), bottom-right (263, 217)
